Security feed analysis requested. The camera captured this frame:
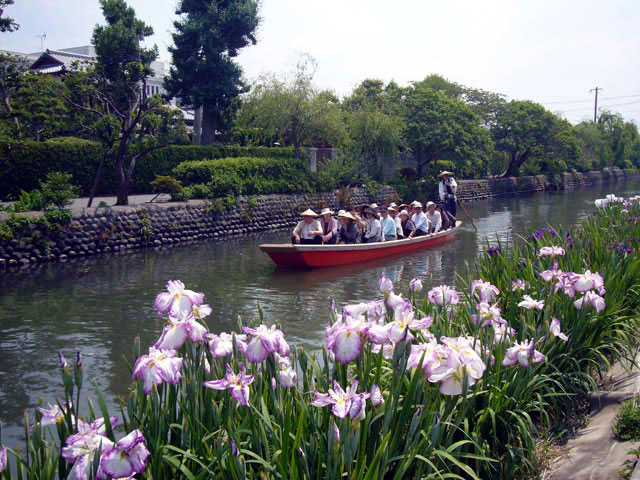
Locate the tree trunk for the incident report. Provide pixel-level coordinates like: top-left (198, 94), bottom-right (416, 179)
top-left (201, 106), bottom-right (217, 145)
top-left (192, 106), bottom-right (202, 145)
top-left (114, 139), bottom-right (130, 206)
top-left (87, 151), bottom-right (108, 208)
top-left (502, 150), bottom-right (530, 177)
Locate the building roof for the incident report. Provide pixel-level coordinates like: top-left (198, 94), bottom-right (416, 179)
top-left (30, 49), bottom-right (95, 74)
top-left (0, 49), bottom-right (41, 67)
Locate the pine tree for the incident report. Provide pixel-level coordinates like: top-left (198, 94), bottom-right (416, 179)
top-left (165, 0), bottom-right (260, 144)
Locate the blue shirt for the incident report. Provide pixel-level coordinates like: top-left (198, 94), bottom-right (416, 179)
top-left (412, 212), bottom-right (428, 232)
top-left (381, 215), bottom-right (396, 239)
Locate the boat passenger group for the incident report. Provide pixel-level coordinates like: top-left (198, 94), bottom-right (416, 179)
top-left (291, 171), bottom-right (458, 245)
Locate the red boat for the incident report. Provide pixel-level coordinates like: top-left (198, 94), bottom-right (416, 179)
top-left (260, 221), bottom-right (461, 268)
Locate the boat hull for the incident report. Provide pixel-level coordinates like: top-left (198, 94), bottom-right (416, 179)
top-left (260, 221), bottom-right (461, 268)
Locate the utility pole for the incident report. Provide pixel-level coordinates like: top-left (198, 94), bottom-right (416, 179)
top-left (590, 87), bottom-right (601, 123)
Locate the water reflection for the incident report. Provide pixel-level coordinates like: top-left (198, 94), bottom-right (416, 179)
top-left (0, 180), bottom-right (638, 447)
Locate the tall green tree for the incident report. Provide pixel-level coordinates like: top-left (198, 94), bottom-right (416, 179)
top-left (403, 85), bottom-right (492, 178)
top-left (492, 100), bottom-right (579, 177)
top-left (0, 0), bottom-right (18, 33)
top-left (165, 0), bottom-right (260, 145)
top-left (64, 0), bottom-right (186, 205)
top-left (13, 74), bottom-right (70, 140)
top-left (597, 111), bottom-right (640, 168)
top-left (0, 52), bottom-right (26, 135)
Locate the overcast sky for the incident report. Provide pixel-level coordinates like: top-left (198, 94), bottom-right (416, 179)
top-left (2, 0), bottom-right (639, 125)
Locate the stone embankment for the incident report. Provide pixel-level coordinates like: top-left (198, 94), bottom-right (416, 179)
top-left (457, 168), bottom-right (640, 202)
top-left (0, 187), bottom-right (396, 268)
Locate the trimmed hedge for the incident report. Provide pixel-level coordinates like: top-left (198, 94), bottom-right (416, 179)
top-left (0, 138), bottom-right (296, 200)
top-left (172, 157), bottom-right (315, 198)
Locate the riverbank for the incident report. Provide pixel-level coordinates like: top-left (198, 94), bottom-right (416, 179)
top-left (0, 186), bottom-right (397, 268)
top-left (456, 168), bottom-right (640, 202)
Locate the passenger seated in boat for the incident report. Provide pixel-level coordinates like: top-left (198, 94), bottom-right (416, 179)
top-left (380, 207), bottom-right (397, 241)
top-left (437, 203), bottom-right (454, 230)
top-left (409, 202), bottom-right (429, 238)
top-left (370, 203), bottom-right (379, 216)
top-left (399, 210), bottom-right (416, 238)
top-left (338, 211), bottom-right (360, 244)
top-left (363, 207), bottom-right (382, 243)
top-left (319, 208), bottom-right (338, 245)
top-left (389, 205), bottom-right (404, 239)
top-left (425, 201), bottom-right (442, 233)
top-left (291, 209), bottom-right (323, 245)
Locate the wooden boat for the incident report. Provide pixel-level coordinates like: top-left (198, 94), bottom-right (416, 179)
top-left (260, 221), bottom-right (461, 268)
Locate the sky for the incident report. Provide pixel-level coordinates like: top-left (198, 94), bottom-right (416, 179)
top-left (2, 0), bottom-right (640, 125)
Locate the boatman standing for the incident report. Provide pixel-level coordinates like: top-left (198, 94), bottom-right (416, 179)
top-left (438, 171), bottom-right (457, 218)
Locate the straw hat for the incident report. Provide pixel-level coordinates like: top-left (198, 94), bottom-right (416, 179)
top-left (398, 203), bottom-right (409, 210)
top-left (438, 170), bottom-right (454, 177)
top-left (388, 206), bottom-right (398, 212)
top-left (370, 203), bottom-right (379, 209)
top-left (399, 209), bottom-right (410, 218)
top-left (413, 202), bottom-right (423, 209)
top-left (426, 201), bottom-right (436, 208)
top-left (320, 208), bottom-right (334, 216)
top-left (337, 209), bottom-right (346, 216)
top-left (389, 202), bottom-right (398, 208)
top-left (338, 211), bottom-right (355, 221)
top-left (300, 209), bottom-right (318, 217)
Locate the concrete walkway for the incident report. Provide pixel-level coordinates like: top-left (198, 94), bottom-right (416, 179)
top-left (1, 194), bottom-right (172, 210)
top-left (548, 356), bottom-right (640, 480)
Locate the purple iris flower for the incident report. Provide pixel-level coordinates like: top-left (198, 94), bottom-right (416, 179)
top-left (311, 380), bottom-right (371, 419)
top-left (540, 263), bottom-right (564, 283)
top-left (566, 233), bottom-right (574, 249)
top-left (326, 314), bottom-right (372, 364)
top-left (203, 364), bottom-right (255, 407)
top-left (59, 352), bottom-right (68, 368)
top-left (427, 285), bottom-right (460, 307)
top-left (486, 246), bottom-right (502, 256)
top-left (100, 429), bottom-right (150, 479)
top-left (573, 291), bottom-right (606, 313)
top-left (34, 401), bottom-right (73, 429)
top-left (501, 339), bottom-right (545, 368)
top-left (132, 347), bottom-right (184, 394)
top-left (550, 318), bottom-right (569, 342)
top-left (154, 311), bottom-right (208, 350)
top-left (370, 384), bottom-right (384, 407)
top-left (0, 445), bottom-right (6, 473)
top-left (378, 275), bottom-right (394, 295)
top-left (538, 246), bottom-right (565, 258)
top-left (206, 332), bottom-right (248, 358)
top-left (570, 270), bottom-right (604, 293)
top-left (471, 279), bottom-right (500, 303)
top-left (230, 437), bottom-right (240, 457)
top-left (61, 417), bottom-right (118, 480)
top-left (410, 277), bottom-right (423, 294)
top-left (242, 324), bottom-right (290, 363)
top-left (154, 280), bottom-right (205, 317)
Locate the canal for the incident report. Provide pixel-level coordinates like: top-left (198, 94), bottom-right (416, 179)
top-left (1, 180), bottom-right (638, 446)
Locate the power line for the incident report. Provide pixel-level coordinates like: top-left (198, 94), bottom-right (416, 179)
top-left (541, 93), bottom-right (640, 106)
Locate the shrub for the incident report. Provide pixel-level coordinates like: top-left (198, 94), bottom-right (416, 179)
top-left (173, 156), bottom-right (314, 197)
top-left (4, 189), bottom-right (47, 212)
top-left (150, 175), bottom-right (182, 195)
top-left (614, 397), bottom-right (640, 441)
top-left (0, 138), bottom-right (295, 200)
top-left (40, 172), bottom-right (78, 210)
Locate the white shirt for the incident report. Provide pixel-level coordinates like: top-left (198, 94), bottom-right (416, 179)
top-left (439, 177), bottom-right (458, 201)
top-left (425, 210), bottom-right (442, 232)
top-left (365, 218), bottom-right (382, 240)
top-left (411, 212), bottom-right (428, 232)
top-left (394, 215), bottom-right (403, 236)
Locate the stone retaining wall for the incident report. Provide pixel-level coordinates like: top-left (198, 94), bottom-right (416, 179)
top-left (0, 186), bottom-right (396, 268)
top-left (456, 168), bottom-right (640, 202)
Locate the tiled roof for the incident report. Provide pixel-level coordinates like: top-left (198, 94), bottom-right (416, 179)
top-left (30, 49), bottom-right (95, 73)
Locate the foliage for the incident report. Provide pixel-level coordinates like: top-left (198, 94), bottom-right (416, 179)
top-left (205, 194), bottom-right (236, 214)
top-left (614, 396), bottom-right (640, 441)
top-left (0, 138), bottom-right (294, 200)
top-left (236, 55), bottom-right (348, 157)
top-left (40, 171), bottom-right (78, 210)
top-left (0, 0), bottom-right (18, 32)
top-left (165, 0), bottom-right (260, 144)
top-left (596, 111), bottom-right (640, 169)
top-left (12, 74), bottom-right (71, 141)
top-left (403, 84), bottom-right (493, 178)
top-left (150, 175), bottom-right (182, 195)
top-left (2, 189), bottom-right (47, 212)
top-left (314, 155), bottom-right (364, 189)
top-left (492, 100), bottom-right (581, 177)
top-left (0, 51), bottom-right (27, 136)
top-left (173, 156), bottom-right (314, 198)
